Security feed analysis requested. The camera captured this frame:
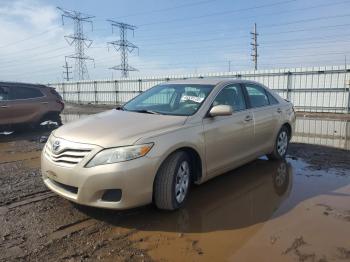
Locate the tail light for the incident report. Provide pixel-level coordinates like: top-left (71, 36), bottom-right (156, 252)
top-left (56, 99), bottom-right (65, 110)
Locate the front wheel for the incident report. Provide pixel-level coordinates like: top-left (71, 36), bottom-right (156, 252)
top-left (268, 126), bottom-right (290, 160)
top-left (154, 151), bottom-right (191, 210)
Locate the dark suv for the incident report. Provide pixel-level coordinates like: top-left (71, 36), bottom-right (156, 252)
top-left (0, 82), bottom-right (64, 130)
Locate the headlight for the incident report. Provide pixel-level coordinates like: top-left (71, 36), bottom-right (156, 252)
top-left (86, 143), bottom-right (153, 167)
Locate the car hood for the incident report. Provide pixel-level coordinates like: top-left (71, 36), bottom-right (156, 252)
top-left (54, 110), bottom-right (187, 147)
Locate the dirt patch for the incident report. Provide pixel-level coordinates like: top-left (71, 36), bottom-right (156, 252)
top-left (288, 143), bottom-right (350, 172)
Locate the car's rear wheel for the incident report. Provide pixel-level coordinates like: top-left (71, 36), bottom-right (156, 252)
top-left (268, 126), bottom-right (290, 160)
top-left (154, 151), bottom-right (191, 210)
top-left (37, 113), bottom-right (62, 130)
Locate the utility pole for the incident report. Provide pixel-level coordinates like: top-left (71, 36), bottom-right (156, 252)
top-left (107, 20), bottom-right (138, 78)
top-left (250, 23), bottom-right (258, 70)
top-left (63, 60), bottom-right (72, 81)
top-left (57, 7), bottom-right (95, 80)
top-left (228, 61), bottom-right (231, 72)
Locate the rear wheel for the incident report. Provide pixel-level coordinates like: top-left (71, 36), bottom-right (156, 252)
top-left (154, 151), bottom-right (191, 210)
top-left (268, 126), bottom-right (290, 160)
top-left (37, 113), bottom-right (62, 130)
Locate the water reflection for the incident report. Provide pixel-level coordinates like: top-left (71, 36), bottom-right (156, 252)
top-left (76, 159), bottom-right (292, 233)
top-left (292, 117), bottom-right (349, 150)
top-left (62, 113), bottom-right (350, 150)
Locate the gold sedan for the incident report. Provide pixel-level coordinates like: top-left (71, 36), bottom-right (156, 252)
top-left (41, 79), bottom-right (295, 210)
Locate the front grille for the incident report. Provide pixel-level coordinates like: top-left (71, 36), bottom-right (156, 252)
top-left (49, 179), bottom-right (78, 194)
top-left (44, 136), bottom-right (93, 167)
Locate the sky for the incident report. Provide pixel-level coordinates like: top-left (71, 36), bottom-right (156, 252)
top-left (0, 0), bottom-right (350, 83)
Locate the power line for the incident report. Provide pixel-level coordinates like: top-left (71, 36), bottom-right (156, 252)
top-left (57, 7), bottom-right (95, 80)
top-left (251, 23), bottom-right (259, 70)
top-left (107, 20), bottom-right (138, 78)
top-left (138, 0), bottom-right (297, 27)
top-left (0, 26), bottom-right (61, 49)
top-left (112, 0), bottom-right (218, 19)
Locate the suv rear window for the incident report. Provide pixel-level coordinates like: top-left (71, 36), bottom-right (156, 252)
top-left (9, 86), bottom-right (44, 100)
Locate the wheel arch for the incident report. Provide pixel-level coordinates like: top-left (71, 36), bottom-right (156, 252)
top-left (153, 146), bottom-right (203, 185)
top-left (282, 122), bottom-right (292, 139)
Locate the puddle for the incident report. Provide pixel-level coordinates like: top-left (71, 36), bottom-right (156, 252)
top-left (76, 157), bottom-right (350, 261)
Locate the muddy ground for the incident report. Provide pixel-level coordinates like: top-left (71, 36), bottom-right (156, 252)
top-left (0, 109), bottom-right (350, 262)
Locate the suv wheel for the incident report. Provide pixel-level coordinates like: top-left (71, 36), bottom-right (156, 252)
top-left (268, 126), bottom-right (290, 160)
top-left (37, 113), bottom-right (62, 130)
top-left (154, 151), bottom-right (191, 210)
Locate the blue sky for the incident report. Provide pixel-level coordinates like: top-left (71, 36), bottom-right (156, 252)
top-left (0, 0), bottom-right (350, 82)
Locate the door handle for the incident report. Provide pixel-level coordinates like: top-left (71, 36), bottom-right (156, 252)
top-left (1, 105), bottom-right (8, 108)
top-left (277, 108), bottom-right (282, 113)
top-left (41, 102), bottom-right (49, 104)
top-left (244, 115), bottom-right (253, 122)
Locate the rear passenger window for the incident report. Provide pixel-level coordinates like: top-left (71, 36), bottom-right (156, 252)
top-left (213, 85), bottom-right (246, 111)
top-left (246, 85), bottom-right (269, 108)
top-left (266, 91), bottom-right (279, 105)
top-left (9, 86), bottom-right (44, 100)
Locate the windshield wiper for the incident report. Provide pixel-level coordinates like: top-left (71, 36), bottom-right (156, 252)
top-left (132, 109), bottom-right (161, 115)
top-left (116, 106), bottom-right (125, 111)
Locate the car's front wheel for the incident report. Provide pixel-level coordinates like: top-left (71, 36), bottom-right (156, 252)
top-left (268, 126), bottom-right (290, 160)
top-left (154, 151), bottom-right (191, 210)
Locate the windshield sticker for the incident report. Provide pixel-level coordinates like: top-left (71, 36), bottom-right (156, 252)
top-left (181, 95), bottom-right (204, 103)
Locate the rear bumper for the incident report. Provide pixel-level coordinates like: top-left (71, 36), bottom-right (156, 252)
top-left (41, 151), bottom-right (159, 209)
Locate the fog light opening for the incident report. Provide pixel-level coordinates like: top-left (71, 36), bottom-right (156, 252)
top-left (101, 189), bottom-right (122, 202)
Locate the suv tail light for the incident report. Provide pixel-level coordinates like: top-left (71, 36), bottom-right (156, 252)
top-left (56, 99), bottom-right (65, 110)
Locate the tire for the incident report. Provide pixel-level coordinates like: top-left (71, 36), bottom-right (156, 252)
top-left (37, 113), bottom-right (62, 130)
top-left (154, 151), bottom-right (192, 211)
top-left (272, 161), bottom-right (290, 196)
top-left (268, 126), bottom-right (290, 160)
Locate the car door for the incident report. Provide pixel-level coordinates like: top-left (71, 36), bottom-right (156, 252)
top-left (203, 84), bottom-right (254, 178)
top-left (244, 84), bottom-right (281, 155)
top-left (6, 85), bottom-right (46, 125)
top-left (0, 86), bottom-right (12, 125)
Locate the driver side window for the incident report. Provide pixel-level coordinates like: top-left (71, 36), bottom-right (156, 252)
top-left (213, 85), bottom-right (246, 111)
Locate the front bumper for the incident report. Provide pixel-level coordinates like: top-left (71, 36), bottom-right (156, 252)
top-left (41, 150), bottom-right (159, 209)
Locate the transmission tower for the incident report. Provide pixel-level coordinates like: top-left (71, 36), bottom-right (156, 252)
top-left (57, 7), bottom-right (95, 80)
top-left (62, 60), bottom-right (72, 81)
top-left (250, 23), bottom-right (259, 70)
top-left (107, 20), bottom-right (138, 78)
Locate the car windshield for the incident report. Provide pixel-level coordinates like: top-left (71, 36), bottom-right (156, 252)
top-left (122, 84), bottom-right (214, 116)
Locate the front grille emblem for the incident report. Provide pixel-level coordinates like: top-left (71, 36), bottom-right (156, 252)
top-left (52, 140), bottom-right (60, 152)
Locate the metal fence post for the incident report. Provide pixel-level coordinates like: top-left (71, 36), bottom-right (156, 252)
top-left (286, 71), bottom-right (292, 101)
top-left (62, 83), bottom-right (66, 101)
top-left (138, 79), bottom-right (142, 94)
top-left (347, 80), bottom-right (350, 113)
top-left (114, 80), bottom-right (119, 105)
top-left (77, 82), bottom-right (80, 104)
top-left (94, 81), bottom-right (98, 104)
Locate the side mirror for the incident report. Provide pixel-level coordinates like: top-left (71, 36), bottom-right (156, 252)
top-left (209, 105), bottom-right (233, 117)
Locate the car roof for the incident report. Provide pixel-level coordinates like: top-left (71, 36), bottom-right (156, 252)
top-left (163, 78), bottom-right (261, 86)
top-left (0, 81), bottom-right (48, 89)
